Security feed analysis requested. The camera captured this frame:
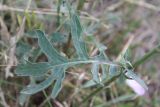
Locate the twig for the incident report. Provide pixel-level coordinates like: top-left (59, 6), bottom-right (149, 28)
top-left (133, 44), bottom-right (160, 67)
top-left (125, 0), bottom-right (160, 11)
top-left (42, 91), bottom-right (52, 107)
top-left (5, 37), bottom-right (16, 78)
top-left (0, 87), bottom-right (10, 107)
top-left (116, 35), bottom-right (134, 61)
top-left (39, 96), bottom-right (52, 107)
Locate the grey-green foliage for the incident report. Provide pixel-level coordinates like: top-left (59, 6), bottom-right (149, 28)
top-left (15, 30), bottom-right (115, 98)
top-left (70, 12), bottom-right (88, 59)
top-left (15, 3), bottom-right (147, 104)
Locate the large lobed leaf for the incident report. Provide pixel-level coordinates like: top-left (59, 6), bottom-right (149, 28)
top-left (15, 29), bottom-right (116, 99)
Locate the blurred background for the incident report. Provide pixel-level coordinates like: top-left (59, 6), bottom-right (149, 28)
top-left (0, 0), bottom-right (160, 107)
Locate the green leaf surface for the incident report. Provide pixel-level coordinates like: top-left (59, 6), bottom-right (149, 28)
top-left (50, 32), bottom-right (67, 43)
top-left (109, 65), bottom-right (118, 77)
top-left (51, 68), bottom-right (65, 98)
top-left (15, 62), bottom-right (51, 76)
top-left (101, 65), bottom-right (108, 80)
top-left (70, 13), bottom-right (88, 59)
top-left (35, 30), bottom-right (67, 63)
top-left (24, 30), bottom-right (38, 38)
top-left (16, 41), bottom-right (32, 57)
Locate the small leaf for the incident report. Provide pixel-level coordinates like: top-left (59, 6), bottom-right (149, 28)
top-left (124, 49), bottom-right (132, 62)
top-left (16, 41), bottom-right (32, 57)
top-left (125, 70), bottom-right (148, 90)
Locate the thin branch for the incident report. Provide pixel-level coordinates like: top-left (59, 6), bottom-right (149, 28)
top-left (0, 87), bottom-right (10, 107)
top-left (133, 44), bottom-right (160, 67)
top-left (125, 0), bottom-right (160, 11)
top-left (116, 35), bottom-right (134, 61)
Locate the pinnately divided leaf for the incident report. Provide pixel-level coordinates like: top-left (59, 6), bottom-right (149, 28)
top-left (15, 29), bottom-right (116, 99)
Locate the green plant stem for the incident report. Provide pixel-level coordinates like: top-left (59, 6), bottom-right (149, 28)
top-left (133, 44), bottom-right (160, 67)
top-left (43, 90), bottom-right (52, 107)
top-left (81, 72), bottom-right (121, 104)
